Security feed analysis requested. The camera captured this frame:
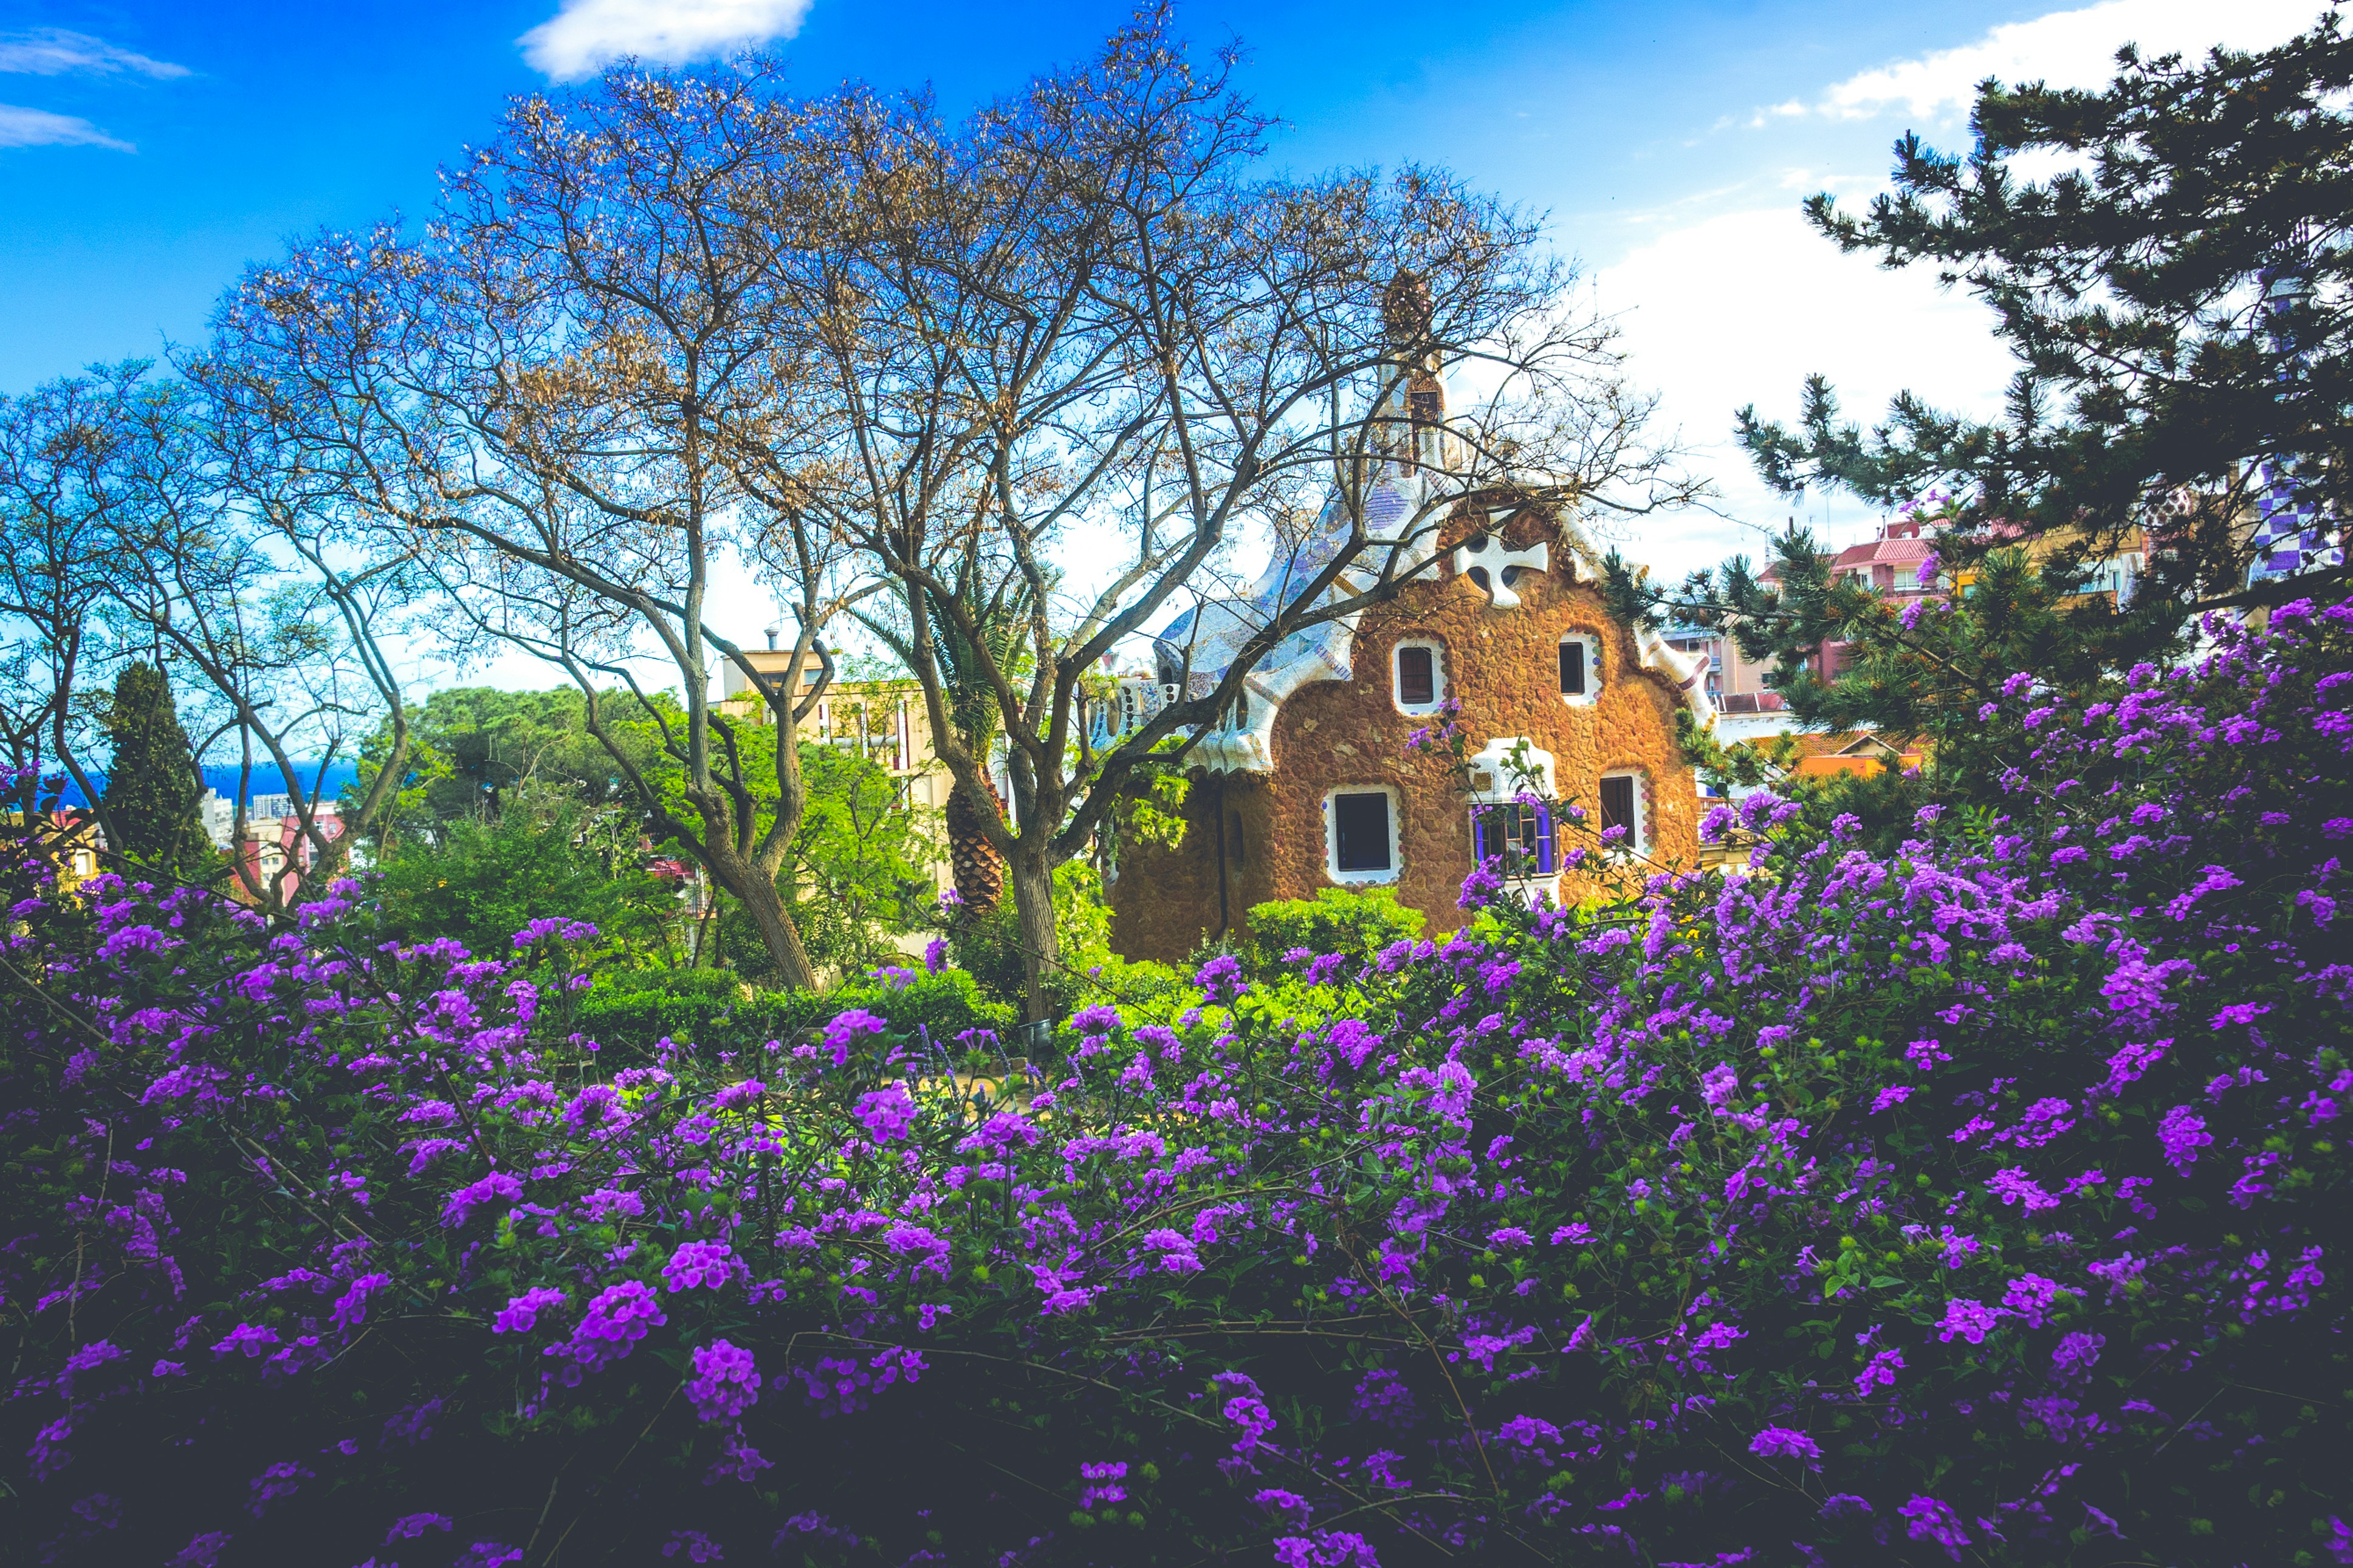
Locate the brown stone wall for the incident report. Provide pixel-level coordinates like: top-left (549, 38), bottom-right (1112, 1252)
top-left (1108, 512), bottom-right (1699, 963)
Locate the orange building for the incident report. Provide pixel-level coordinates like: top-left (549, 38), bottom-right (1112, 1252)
top-left (1104, 378), bottom-right (1713, 961)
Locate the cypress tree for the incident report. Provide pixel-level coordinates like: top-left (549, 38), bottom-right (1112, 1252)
top-left (98, 663), bottom-right (210, 878)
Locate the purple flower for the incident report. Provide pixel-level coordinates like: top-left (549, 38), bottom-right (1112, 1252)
top-left (687, 1340), bottom-right (763, 1424)
top-left (1079, 1460), bottom-right (1129, 1508)
top-left (492, 1287), bottom-right (568, 1335)
top-left (2157, 1105), bottom-right (2214, 1173)
top-left (554, 1279), bottom-right (665, 1374)
top-left (512, 916), bottom-right (597, 948)
top-left (1870, 1085), bottom-right (1915, 1114)
top-left (211, 1323), bottom-right (280, 1360)
top-left (1142, 1227), bottom-right (1204, 1274)
top-left (1987, 1168), bottom-right (2058, 1212)
top-left (1854, 1348), bottom-right (1904, 1395)
top-left (330, 1272), bottom-right (389, 1330)
top-left (168, 1533), bottom-right (234, 1568)
top-left (1255, 1487), bottom-right (1313, 1524)
top-left (440, 1171), bottom-right (523, 1228)
top-left (386, 1513), bottom-right (453, 1542)
top-left (712, 1079), bottom-right (766, 1111)
top-left (1487, 1225), bottom-right (1533, 1249)
top-left (853, 1083), bottom-right (918, 1143)
top-left (1898, 1495), bottom-right (1971, 1561)
top-left (1936, 1298), bottom-right (2002, 1345)
top-left (820, 1008), bottom-right (887, 1064)
top-left (2051, 1332), bottom-right (2105, 1381)
top-left (1272, 1529), bottom-right (1379, 1567)
top-left (1748, 1426), bottom-right (1822, 1464)
top-left (1194, 953), bottom-right (1248, 1002)
top-left (663, 1239), bottom-right (742, 1293)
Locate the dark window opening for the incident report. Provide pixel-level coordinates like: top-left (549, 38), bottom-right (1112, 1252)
top-left (1396, 645), bottom-right (1435, 704)
top-left (1599, 775), bottom-right (1638, 844)
top-left (1333, 791), bottom-right (1393, 873)
top-left (1559, 639), bottom-right (1587, 696)
top-left (1466, 566), bottom-right (1492, 592)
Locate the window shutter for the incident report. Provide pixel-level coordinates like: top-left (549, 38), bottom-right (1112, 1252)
top-left (1471, 809), bottom-right (1489, 864)
top-left (1559, 640), bottom-right (1586, 696)
top-left (1534, 804), bottom-right (1555, 872)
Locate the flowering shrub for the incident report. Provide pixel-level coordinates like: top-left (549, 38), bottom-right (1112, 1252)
top-left (2, 601), bottom-right (2348, 1564)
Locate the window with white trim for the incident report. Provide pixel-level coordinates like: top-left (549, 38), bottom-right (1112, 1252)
top-left (1598, 769), bottom-right (1648, 852)
top-left (1558, 633), bottom-right (1601, 706)
top-left (1392, 638), bottom-right (1445, 713)
top-left (1324, 787), bottom-right (1401, 883)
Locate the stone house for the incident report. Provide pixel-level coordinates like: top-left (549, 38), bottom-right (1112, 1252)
top-left (1105, 472), bottom-right (1714, 964)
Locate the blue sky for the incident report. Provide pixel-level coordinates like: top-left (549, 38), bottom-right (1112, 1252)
top-left (4, 0), bottom-right (2335, 589)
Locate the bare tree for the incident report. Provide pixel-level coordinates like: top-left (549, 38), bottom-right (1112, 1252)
top-left (752, 13), bottom-right (1699, 1016)
top-left (105, 372), bottom-right (418, 908)
top-left (202, 68), bottom-right (870, 987)
top-left (0, 366), bottom-right (414, 906)
top-left (0, 370), bottom-right (140, 849)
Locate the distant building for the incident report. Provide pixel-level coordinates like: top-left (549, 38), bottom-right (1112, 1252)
top-left (717, 640), bottom-right (963, 816)
top-left (231, 807), bottom-right (343, 903)
top-left (198, 790), bottom-right (235, 851)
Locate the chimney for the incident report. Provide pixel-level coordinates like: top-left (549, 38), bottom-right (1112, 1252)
top-left (763, 623), bottom-right (780, 651)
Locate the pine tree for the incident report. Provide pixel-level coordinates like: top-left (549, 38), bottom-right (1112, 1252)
top-left (1733, 13), bottom-right (2353, 606)
top-left (98, 663), bottom-right (211, 878)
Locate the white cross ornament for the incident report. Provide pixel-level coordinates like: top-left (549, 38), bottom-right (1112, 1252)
top-left (1452, 535), bottom-right (1548, 609)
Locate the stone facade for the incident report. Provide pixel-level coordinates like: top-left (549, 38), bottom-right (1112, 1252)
top-left (1109, 507), bottom-right (1702, 962)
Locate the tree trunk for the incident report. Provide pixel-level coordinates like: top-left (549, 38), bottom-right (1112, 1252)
top-left (944, 775), bottom-right (1006, 916)
top-left (710, 854), bottom-right (818, 991)
top-left (1007, 844), bottom-right (1059, 1024)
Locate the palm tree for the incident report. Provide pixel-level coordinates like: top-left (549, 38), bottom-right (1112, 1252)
top-left (857, 556), bottom-right (1031, 919)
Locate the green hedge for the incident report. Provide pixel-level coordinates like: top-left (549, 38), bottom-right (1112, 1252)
top-left (1238, 886), bottom-right (1424, 975)
top-left (573, 965), bottom-right (1016, 1057)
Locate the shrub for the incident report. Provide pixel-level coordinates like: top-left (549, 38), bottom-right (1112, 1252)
top-left (1, 599), bottom-right (2346, 1566)
top-left (577, 964), bottom-right (1015, 1060)
top-left (1238, 885), bottom-right (1426, 976)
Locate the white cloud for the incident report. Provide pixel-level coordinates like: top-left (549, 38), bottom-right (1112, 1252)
top-left (520, 0), bottom-right (814, 80)
top-left (1798, 0), bottom-right (2334, 123)
top-left (1593, 207), bottom-right (2019, 575)
top-left (0, 102), bottom-right (132, 151)
top-left (0, 28), bottom-right (188, 79)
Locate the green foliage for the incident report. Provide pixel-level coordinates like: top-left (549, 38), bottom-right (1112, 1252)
top-left (359, 685), bottom-right (936, 979)
top-left (574, 964), bottom-right (1015, 1058)
top-left (95, 662), bottom-right (211, 880)
top-left (350, 685), bottom-right (659, 856)
top-left (1237, 885), bottom-right (1426, 976)
top-left (947, 860), bottom-right (1118, 1018)
top-left (772, 742), bottom-right (938, 982)
top-left (368, 789), bottom-right (676, 960)
top-left (1620, 523), bottom-right (2189, 818)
